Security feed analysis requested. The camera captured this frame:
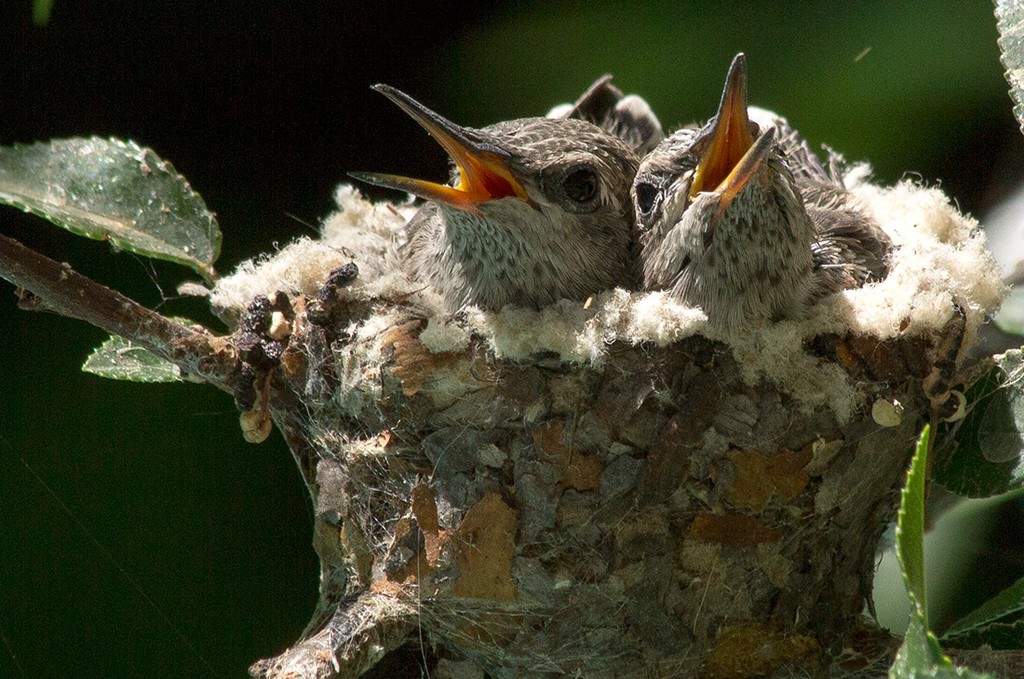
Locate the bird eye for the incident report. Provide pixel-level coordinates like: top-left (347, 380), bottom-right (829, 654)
top-left (635, 181), bottom-right (659, 214)
top-left (562, 168), bottom-right (598, 203)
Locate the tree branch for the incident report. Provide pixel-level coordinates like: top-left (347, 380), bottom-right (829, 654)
top-left (250, 592), bottom-right (416, 679)
top-left (0, 233), bottom-right (235, 390)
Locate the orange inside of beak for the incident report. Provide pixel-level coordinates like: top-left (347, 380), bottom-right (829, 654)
top-left (360, 85), bottom-right (534, 214)
top-left (689, 56), bottom-right (757, 199)
top-left (450, 147), bottom-right (531, 208)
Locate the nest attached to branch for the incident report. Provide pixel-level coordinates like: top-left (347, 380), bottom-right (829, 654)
top-left (223, 177), bottom-right (1002, 678)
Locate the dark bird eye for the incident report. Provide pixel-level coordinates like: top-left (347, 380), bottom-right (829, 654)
top-left (562, 168), bottom-right (598, 203)
top-left (635, 182), bottom-right (659, 214)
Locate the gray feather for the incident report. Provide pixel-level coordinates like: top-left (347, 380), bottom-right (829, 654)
top-left (564, 75), bottom-right (664, 155)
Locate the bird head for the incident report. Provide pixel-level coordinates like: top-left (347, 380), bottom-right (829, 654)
top-left (352, 85), bottom-right (639, 225)
top-left (632, 53), bottom-right (778, 235)
top-left (351, 85), bottom-right (642, 310)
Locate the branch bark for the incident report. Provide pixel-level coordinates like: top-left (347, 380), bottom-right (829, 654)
top-left (0, 233), bottom-right (235, 389)
top-left (249, 592), bottom-right (416, 679)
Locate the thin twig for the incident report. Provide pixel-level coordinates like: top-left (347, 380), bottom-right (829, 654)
top-left (0, 234), bottom-right (235, 390)
top-left (249, 591), bottom-right (415, 679)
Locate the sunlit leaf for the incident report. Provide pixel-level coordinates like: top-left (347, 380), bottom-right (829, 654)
top-left (897, 426), bottom-right (932, 618)
top-left (889, 427), bottom-right (997, 678)
top-left (997, 0), bottom-right (1024, 134)
top-left (82, 335), bottom-right (182, 383)
top-left (889, 617), bottom-right (950, 678)
top-left (0, 137), bottom-right (220, 278)
top-left (891, 427), bottom-right (948, 675)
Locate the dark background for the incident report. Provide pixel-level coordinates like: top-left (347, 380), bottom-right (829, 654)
top-left (0, 2), bottom-right (1021, 677)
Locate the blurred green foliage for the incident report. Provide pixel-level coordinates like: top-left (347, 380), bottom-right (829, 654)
top-left (439, 1), bottom-right (1009, 209)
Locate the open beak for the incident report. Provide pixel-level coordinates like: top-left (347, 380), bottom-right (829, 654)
top-left (349, 85), bottom-right (534, 215)
top-left (715, 126), bottom-right (776, 214)
top-left (689, 53), bottom-right (764, 208)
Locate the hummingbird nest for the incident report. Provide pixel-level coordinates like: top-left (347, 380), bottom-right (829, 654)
top-left (212, 178), bottom-right (1002, 678)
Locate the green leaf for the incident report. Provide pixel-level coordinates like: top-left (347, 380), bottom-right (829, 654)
top-left (935, 350), bottom-right (1024, 498)
top-left (891, 426), bottom-right (949, 676)
top-left (942, 617), bottom-right (1024, 651)
top-left (944, 575), bottom-right (1024, 639)
top-left (997, 0), bottom-right (1024, 135)
top-left (889, 659), bottom-right (996, 679)
top-left (0, 137), bottom-right (220, 279)
top-left (32, 0), bottom-right (53, 26)
top-left (889, 427), bottom-right (998, 679)
top-left (897, 426), bottom-right (932, 619)
top-left (82, 335), bottom-right (182, 383)
top-left (890, 616), bottom-right (950, 678)
top-left (994, 288), bottom-right (1024, 337)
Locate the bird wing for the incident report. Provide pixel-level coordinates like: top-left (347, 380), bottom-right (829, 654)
top-left (810, 202), bottom-right (892, 290)
top-left (563, 75), bottom-right (665, 155)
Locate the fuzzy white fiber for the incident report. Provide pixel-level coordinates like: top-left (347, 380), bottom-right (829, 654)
top-left (209, 185), bottom-right (419, 315)
top-left (211, 179), bottom-right (1005, 422)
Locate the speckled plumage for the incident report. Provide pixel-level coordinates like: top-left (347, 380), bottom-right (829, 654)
top-left (636, 127), bottom-right (821, 326)
top-left (403, 117), bottom-right (640, 311)
top-left (354, 87), bottom-right (642, 312)
top-left (633, 55), bottom-right (891, 327)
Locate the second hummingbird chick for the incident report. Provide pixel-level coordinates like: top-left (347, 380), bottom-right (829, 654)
top-left (351, 86), bottom-right (642, 313)
top-left (633, 54), bottom-right (890, 328)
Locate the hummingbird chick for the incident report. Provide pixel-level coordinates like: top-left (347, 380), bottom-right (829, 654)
top-left (633, 54), bottom-right (890, 328)
top-left (351, 85), bottom-right (642, 312)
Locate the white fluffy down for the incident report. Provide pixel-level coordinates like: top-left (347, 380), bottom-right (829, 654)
top-left (211, 180), bottom-right (1005, 422)
top-left (209, 185), bottom-right (420, 313)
